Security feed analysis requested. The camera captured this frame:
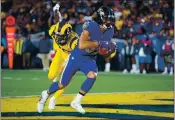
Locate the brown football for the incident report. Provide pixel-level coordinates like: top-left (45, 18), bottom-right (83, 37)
top-left (99, 47), bottom-right (109, 55)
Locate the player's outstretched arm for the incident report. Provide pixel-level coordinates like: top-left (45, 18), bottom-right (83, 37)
top-left (78, 30), bottom-right (98, 49)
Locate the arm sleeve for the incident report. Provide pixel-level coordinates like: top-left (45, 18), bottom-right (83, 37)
top-left (49, 24), bottom-right (59, 50)
top-left (68, 32), bottom-right (79, 50)
top-left (49, 24), bottom-right (57, 38)
top-left (70, 39), bottom-right (78, 50)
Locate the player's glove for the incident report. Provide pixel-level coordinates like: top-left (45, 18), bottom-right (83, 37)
top-left (109, 41), bottom-right (116, 52)
top-left (55, 35), bottom-right (68, 46)
top-left (98, 41), bottom-right (110, 50)
top-left (53, 32), bottom-right (67, 46)
top-left (98, 41), bottom-right (116, 56)
top-left (98, 41), bottom-right (116, 51)
top-left (53, 4), bottom-right (60, 12)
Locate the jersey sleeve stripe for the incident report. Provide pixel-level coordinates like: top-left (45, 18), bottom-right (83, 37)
top-left (69, 37), bottom-right (78, 49)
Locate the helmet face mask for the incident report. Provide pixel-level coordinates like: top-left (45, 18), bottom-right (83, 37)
top-left (55, 23), bottom-right (72, 46)
top-left (102, 20), bottom-right (115, 30)
top-left (56, 34), bottom-right (68, 46)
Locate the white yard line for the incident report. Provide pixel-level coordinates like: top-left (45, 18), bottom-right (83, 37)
top-left (15, 78), bottom-right (22, 80)
top-left (3, 77), bottom-right (12, 79)
top-left (1, 91), bottom-right (173, 99)
top-left (3, 77), bottom-right (40, 81)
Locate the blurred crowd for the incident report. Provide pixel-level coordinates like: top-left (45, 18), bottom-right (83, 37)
top-left (1, 0), bottom-right (174, 75)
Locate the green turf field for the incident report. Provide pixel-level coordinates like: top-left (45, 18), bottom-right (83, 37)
top-left (1, 69), bottom-right (174, 97)
top-left (1, 70), bottom-right (174, 119)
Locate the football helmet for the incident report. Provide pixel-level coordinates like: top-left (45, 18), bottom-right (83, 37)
top-left (93, 6), bottom-right (115, 29)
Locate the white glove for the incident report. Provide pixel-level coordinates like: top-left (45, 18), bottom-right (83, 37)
top-left (53, 4), bottom-right (62, 22)
top-left (53, 4), bottom-right (60, 12)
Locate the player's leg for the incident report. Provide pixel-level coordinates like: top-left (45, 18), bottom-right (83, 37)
top-left (37, 54), bottom-right (78, 113)
top-left (47, 49), bottom-right (65, 109)
top-left (71, 60), bottom-right (98, 114)
top-left (48, 88), bottom-right (65, 109)
top-left (48, 56), bottom-right (77, 94)
top-left (48, 48), bottom-right (63, 80)
top-left (49, 52), bottom-right (70, 109)
top-left (48, 54), bottom-right (78, 97)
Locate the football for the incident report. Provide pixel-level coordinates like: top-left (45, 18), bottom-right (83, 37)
top-left (99, 41), bottom-right (116, 57)
top-left (99, 47), bottom-right (109, 55)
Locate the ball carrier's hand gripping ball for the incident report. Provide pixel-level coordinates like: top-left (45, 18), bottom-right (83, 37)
top-left (98, 41), bottom-right (116, 57)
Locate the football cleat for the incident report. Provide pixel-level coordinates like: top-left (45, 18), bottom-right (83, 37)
top-left (37, 90), bottom-right (49, 113)
top-left (71, 101), bottom-right (85, 114)
top-left (48, 96), bottom-right (56, 110)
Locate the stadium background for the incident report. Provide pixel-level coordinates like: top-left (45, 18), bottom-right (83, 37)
top-left (1, 0), bottom-right (174, 119)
